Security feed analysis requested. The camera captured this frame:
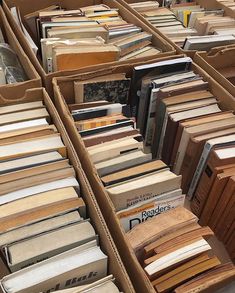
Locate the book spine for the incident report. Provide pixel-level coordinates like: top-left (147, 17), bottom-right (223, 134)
top-left (187, 142), bottom-right (213, 199)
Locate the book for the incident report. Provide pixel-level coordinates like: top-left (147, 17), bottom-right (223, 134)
top-left (4, 220), bottom-right (97, 272)
top-left (0, 101), bottom-right (44, 115)
top-left (88, 136), bottom-right (143, 164)
top-left (126, 207), bottom-right (198, 259)
top-left (174, 263), bottom-right (235, 293)
top-left (74, 73), bottom-right (131, 104)
top-left (101, 159), bottom-right (167, 187)
top-left (117, 189), bottom-right (184, 232)
top-left (144, 238), bottom-right (212, 277)
top-left (0, 134), bottom-right (66, 161)
top-left (106, 169), bottom-right (181, 211)
top-left (95, 150), bottom-right (152, 177)
top-left (0, 211), bottom-right (81, 248)
top-left (0, 241), bottom-right (108, 293)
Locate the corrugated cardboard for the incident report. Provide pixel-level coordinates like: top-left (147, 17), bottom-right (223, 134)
top-left (194, 44), bottom-right (235, 98)
top-left (0, 88), bottom-right (134, 293)
top-left (3, 0), bottom-right (175, 97)
top-left (118, 0), bottom-right (225, 58)
top-left (52, 56), bottom-right (235, 293)
top-left (0, 6), bottom-right (41, 100)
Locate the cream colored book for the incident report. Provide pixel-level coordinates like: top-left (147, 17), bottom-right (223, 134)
top-left (0, 134), bottom-right (66, 161)
top-left (88, 136), bottom-right (143, 164)
top-left (95, 150), bottom-right (152, 177)
top-left (0, 101), bottom-right (44, 115)
top-left (4, 220), bottom-right (97, 272)
top-left (0, 108), bottom-right (49, 126)
top-left (0, 151), bottom-right (63, 174)
top-left (106, 169), bottom-right (181, 211)
top-left (53, 275), bottom-right (120, 293)
top-left (0, 177), bottom-right (79, 205)
top-left (0, 241), bottom-right (107, 293)
top-left (0, 211), bottom-right (81, 248)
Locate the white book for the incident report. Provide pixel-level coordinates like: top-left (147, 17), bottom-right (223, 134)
top-left (117, 189), bottom-right (184, 232)
top-left (0, 134), bottom-right (65, 161)
top-left (0, 119), bottom-right (48, 134)
top-left (0, 177), bottom-right (79, 205)
top-left (144, 238), bottom-right (211, 276)
top-left (188, 133), bottom-right (235, 199)
top-left (5, 220), bottom-right (97, 272)
top-left (0, 241), bottom-right (107, 293)
top-left (0, 211), bottom-right (81, 248)
top-left (0, 151), bottom-right (63, 174)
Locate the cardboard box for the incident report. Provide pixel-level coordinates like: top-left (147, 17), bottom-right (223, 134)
top-left (52, 55), bottom-right (235, 293)
top-left (0, 5), bottom-right (41, 100)
top-left (118, 0), bottom-right (225, 58)
top-left (0, 87), bottom-right (134, 293)
top-left (3, 0), bottom-right (175, 97)
top-left (194, 44), bottom-right (235, 98)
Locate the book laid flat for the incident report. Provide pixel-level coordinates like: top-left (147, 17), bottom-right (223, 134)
top-left (0, 100), bottom-right (117, 292)
top-left (124, 206), bottom-right (235, 292)
top-left (53, 275), bottom-right (121, 293)
top-left (1, 241), bottom-right (108, 293)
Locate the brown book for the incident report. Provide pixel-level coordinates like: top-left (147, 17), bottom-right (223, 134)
top-left (170, 111), bottom-right (234, 168)
top-left (174, 263), bottom-right (235, 293)
top-left (173, 117), bottom-right (235, 175)
top-left (154, 226), bottom-right (214, 254)
top-left (53, 45), bottom-right (120, 71)
top-left (101, 160), bottom-right (167, 187)
top-left (0, 198), bottom-right (83, 234)
top-left (0, 159), bottom-right (70, 184)
top-left (126, 207), bottom-right (198, 260)
top-left (0, 125), bottom-right (57, 145)
top-left (225, 221), bottom-right (235, 245)
top-left (0, 167), bottom-right (75, 196)
top-left (84, 129), bottom-right (139, 147)
top-left (199, 167), bottom-right (235, 226)
top-left (154, 256), bottom-right (220, 293)
top-left (151, 253), bottom-right (210, 287)
top-left (191, 145), bottom-right (235, 217)
top-left (161, 104), bottom-right (221, 165)
top-left (210, 176), bottom-right (235, 236)
top-left (181, 127), bottom-right (235, 194)
top-left (144, 222), bottom-right (201, 258)
top-left (68, 101), bottom-right (111, 111)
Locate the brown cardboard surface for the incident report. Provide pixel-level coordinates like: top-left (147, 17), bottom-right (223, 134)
top-left (52, 56), bottom-right (235, 292)
top-left (118, 0), bottom-right (225, 58)
top-left (0, 6), bottom-right (41, 100)
top-left (194, 45), bottom-right (235, 98)
top-left (3, 0), bottom-right (175, 97)
top-left (0, 88), bottom-right (134, 293)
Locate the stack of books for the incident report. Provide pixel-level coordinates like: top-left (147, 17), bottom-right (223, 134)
top-left (0, 100), bottom-right (121, 293)
top-left (13, 4), bottom-right (161, 73)
top-left (0, 28), bottom-right (27, 84)
top-left (126, 206), bottom-right (235, 292)
top-left (128, 1), bottom-right (235, 50)
top-left (68, 55), bottom-right (235, 261)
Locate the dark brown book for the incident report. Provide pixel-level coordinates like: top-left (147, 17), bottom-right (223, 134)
top-left (210, 176), bottom-right (235, 237)
top-left (174, 263), bottom-right (235, 293)
top-left (170, 111), bottom-right (234, 168)
top-left (191, 145), bottom-right (235, 218)
top-left (181, 127), bottom-right (235, 194)
top-left (199, 167), bottom-right (235, 226)
top-left (83, 129), bottom-right (139, 147)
